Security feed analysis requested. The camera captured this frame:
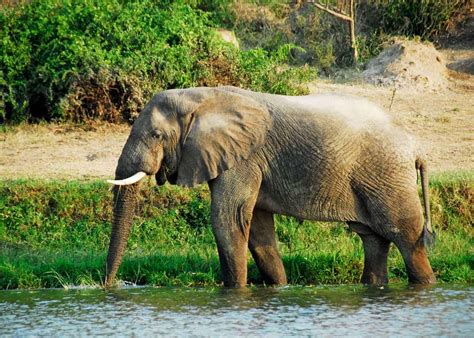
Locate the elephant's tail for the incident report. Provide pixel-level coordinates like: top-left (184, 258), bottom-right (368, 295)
top-left (416, 156), bottom-right (436, 248)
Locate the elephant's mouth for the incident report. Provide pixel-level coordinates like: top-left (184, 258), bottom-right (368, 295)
top-left (156, 167), bottom-right (167, 185)
top-left (155, 166), bottom-right (178, 185)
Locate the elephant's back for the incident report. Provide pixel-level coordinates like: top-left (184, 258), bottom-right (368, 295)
top-left (278, 93), bottom-right (392, 132)
top-left (220, 86), bottom-right (419, 168)
top-left (219, 86), bottom-right (390, 131)
top-left (274, 93), bottom-right (419, 161)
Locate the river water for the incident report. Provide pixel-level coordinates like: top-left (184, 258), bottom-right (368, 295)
top-left (1, 284), bottom-right (473, 336)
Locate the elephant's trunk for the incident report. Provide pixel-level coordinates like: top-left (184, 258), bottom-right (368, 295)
top-left (105, 130), bottom-right (164, 287)
top-left (105, 183), bottom-right (140, 287)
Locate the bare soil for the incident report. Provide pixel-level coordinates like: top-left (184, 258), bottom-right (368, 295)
top-left (1, 46), bottom-right (472, 180)
top-left (0, 124), bottom-right (130, 180)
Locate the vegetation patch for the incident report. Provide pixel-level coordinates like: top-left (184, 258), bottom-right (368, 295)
top-left (207, 0), bottom-right (470, 68)
top-left (0, 174), bottom-right (472, 289)
top-left (0, 0), bottom-right (314, 124)
top-left (2, 0), bottom-right (469, 124)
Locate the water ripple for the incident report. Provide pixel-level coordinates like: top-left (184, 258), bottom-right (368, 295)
top-left (1, 284), bottom-right (473, 336)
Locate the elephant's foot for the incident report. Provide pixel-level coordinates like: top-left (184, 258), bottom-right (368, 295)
top-left (359, 232), bottom-right (391, 286)
top-left (361, 271), bottom-right (389, 286)
top-left (400, 245), bottom-right (436, 284)
top-left (250, 245), bottom-right (287, 286)
top-left (217, 247), bottom-right (248, 288)
top-left (222, 280), bottom-right (248, 288)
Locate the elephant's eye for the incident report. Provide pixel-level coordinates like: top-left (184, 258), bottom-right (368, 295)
top-left (151, 131), bottom-right (163, 141)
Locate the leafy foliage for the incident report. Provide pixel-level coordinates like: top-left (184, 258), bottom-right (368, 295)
top-left (226, 1), bottom-right (347, 71)
top-left (0, 0), bottom-right (469, 123)
top-left (356, 0), bottom-right (470, 59)
top-left (378, 0), bottom-right (469, 39)
top-left (0, 0), bottom-right (313, 123)
top-left (200, 0), bottom-right (469, 72)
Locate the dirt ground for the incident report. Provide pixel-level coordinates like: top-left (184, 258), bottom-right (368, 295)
top-left (0, 47), bottom-right (472, 180)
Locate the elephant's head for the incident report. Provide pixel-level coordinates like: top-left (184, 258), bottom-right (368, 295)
top-left (105, 87), bottom-right (270, 286)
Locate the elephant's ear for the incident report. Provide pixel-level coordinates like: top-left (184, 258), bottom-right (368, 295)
top-left (176, 89), bottom-right (270, 187)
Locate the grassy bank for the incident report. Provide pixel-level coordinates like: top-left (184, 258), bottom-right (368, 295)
top-left (0, 173), bottom-right (472, 289)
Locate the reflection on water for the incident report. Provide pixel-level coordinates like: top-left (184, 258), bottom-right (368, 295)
top-left (1, 284), bottom-right (473, 336)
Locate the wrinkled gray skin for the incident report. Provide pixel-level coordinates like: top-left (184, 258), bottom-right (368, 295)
top-left (106, 86), bottom-right (436, 287)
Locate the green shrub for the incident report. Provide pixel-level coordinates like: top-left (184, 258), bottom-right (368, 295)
top-left (228, 2), bottom-right (344, 70)
top-left (363, 0), bottom-right (470, 40)
top-left (355, 31), bottom-right (389, 64)
top-left (0, 0), bottom-right (314, 124)
top-left (383, 0), bottom-right (467, 39)
top-left (1, 0), bottom-right (469, 125)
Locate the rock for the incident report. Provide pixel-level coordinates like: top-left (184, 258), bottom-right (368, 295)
top-left (447, 57), bottom-right (474, 75)
top-left (216, 29), bottom-right (239, 48)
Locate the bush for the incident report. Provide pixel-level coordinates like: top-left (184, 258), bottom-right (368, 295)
top-left (0, 0), bottom-right (314, 124)
top-left (361, 0), bottom-right (470, 40)
top-left (228, 2), bottom-right (344, 71)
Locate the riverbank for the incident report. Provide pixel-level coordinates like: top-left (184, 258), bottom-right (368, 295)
top-left (0, 173), bottom-right (472, 289)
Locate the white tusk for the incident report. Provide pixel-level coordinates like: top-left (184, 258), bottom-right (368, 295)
top-left (107, 171), bottom-right (147, 186)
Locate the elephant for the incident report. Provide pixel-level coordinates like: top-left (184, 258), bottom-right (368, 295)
top-left (105, 86), bottom-right (436, 287)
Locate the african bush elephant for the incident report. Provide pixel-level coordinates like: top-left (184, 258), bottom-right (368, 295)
top-left (105, 86), bottom-right (436, 287)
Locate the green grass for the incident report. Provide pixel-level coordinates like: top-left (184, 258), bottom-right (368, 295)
top-left (0, 174), bottom-right (472, 289)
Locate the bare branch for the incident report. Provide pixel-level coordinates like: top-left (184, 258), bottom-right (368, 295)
top-left (313, 2), bottom-right (353, 22)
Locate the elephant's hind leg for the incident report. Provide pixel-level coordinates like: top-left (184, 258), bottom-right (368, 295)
top-left (348, 222), bottom-right (390, 285)
top-left (398, 243), bottom-right (436, 284)
top-left (370, 194), bottom-right (435, 285)
top-left (382, 192), bottom-right (435, 284)
top-left (359, 233), bottom-right (391, 285)
top-left (249, 209), bottom-right (287, 286)
top-left (393, 230), bottom-right (436, 284)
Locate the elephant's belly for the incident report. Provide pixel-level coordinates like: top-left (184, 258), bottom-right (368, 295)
top-left (255, 180), bottom-right (361, 222)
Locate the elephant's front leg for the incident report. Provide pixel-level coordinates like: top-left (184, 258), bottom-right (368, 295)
top-left (209, 167), bottom-right (262, 287)
top-left (249, 209), bottom-right (287, 286)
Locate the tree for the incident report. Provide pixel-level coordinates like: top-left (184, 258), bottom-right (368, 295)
top-left (294, 0), bottom-right (358, 64)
